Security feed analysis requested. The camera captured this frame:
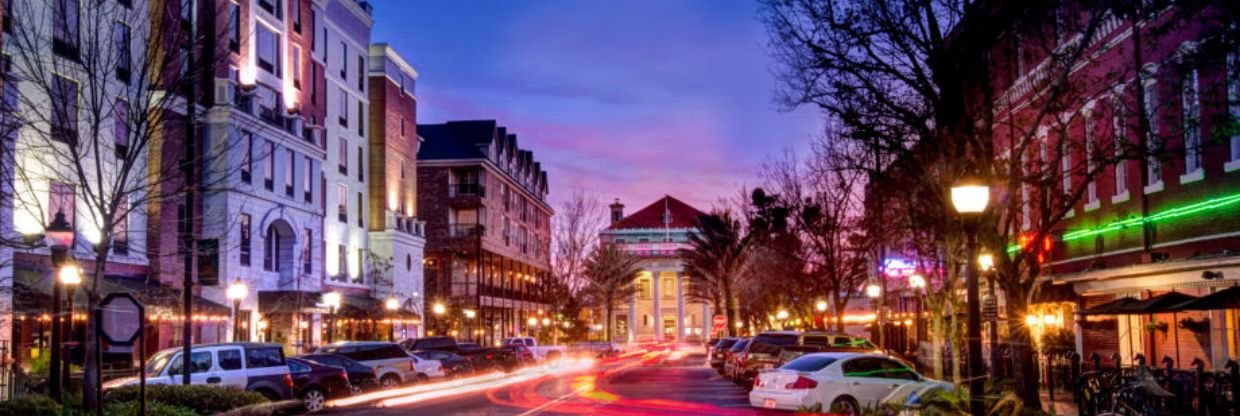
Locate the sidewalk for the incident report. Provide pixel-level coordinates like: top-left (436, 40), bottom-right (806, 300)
top-left (1041, 389), bottom-right (1080, 416)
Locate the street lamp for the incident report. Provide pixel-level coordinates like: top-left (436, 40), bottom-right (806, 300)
top-left (385, 296), bottom-right (399, 342)
top-left (323, 292), bottom-right (341, 343)
top-left (227, 278), bottom-right (248, 341)
top-left (58, 264), bottom-right (81, 389)
top-left (952, 176), bottom-right (989, 416)
top-left (45, 211), bottom-right (74, 401)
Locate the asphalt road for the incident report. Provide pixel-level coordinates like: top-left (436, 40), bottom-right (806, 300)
top-left (322, 350), bottom-right (788, 416)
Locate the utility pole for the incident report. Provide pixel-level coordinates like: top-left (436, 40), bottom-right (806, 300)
top-left (180, 0), bottom-right (198, 385)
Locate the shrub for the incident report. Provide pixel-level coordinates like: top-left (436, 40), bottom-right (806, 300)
top-left (0, 395), bottom-right (61, 416)
top-left (104, 401), bottom-right (199, 416)
top-left (106, 385), bottom-right (267, 415)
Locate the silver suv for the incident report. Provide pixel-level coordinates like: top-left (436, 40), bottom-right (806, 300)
top-left (316, 341), bottom-right (442, 388)
top-left (103, 342), bottom-right (293, 401)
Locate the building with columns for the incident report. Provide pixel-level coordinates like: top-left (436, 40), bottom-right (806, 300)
top-left (600, 196), bottom-right (710, 343)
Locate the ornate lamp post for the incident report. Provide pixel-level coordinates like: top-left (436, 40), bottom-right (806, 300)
top-left (58, 265), bottom-right (81, 389)
top-left (952, 177), bottom-right (990, 416)
top-left (908, 273), bottom-right (926, 356)
top-left (323, 292), bottom-right (342, 343)
top-left (45, 211), bottom-right (74, 400)
top-left (815, 300), bottom-right (828, 330)
top-left (978, 253), bottom-right (1001, 377)
top-left (386, 296), bottom-right (400, 342)
top-left (865, 282), bottom-right (882, 346)
top-left (227, 278), bottom-right (248, 341)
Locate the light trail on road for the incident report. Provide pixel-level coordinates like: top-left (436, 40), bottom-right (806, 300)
top-left (326, 358), bottom-right (595, 408)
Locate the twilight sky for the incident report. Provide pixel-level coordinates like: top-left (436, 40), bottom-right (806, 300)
top-left (370, 0), bottom-right (822, 212)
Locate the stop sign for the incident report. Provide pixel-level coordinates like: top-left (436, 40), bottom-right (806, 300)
top-left (712, 314), bottom-right (727, 331)
top-left (100, 293), bottom-right (144, 346)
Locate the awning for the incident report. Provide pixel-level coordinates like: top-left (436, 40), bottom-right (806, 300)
top-left (1169, 286), bottom-right (1240, 311)
top-left (1032, 281), bottom-right (1078, 303)
top-left (336, 294), bottom-right (380, 318)
top-left (1078, 296), bottom-right (1141, 315)
top-left (1118, 291), bottom-right (1198, 314)
top-left (258, 290), bottom-right (323, 314)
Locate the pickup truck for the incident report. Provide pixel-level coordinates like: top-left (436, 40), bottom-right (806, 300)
top-left (501, 337), bottom-right (567, 362)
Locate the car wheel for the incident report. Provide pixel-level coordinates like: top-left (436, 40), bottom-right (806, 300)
top-left (830, 396), bottom-right (861, 416)
top-left (380, 374), bottom-right (401, 389)
top-left (302, 387), bottom-right (326, 412)
top-left (417, 373), bottom-right (430, 383)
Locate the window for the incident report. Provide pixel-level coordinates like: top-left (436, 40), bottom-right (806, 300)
top-left (337, 185), bottom-right (347, 223)
top-left (1085, 113), bottom-right (1098, 207)
top-left (114, 196), bottom-right (129, 255)
top-left (842, 357), bottom-right (885, 378)
top-left (228, 1), bottom-right (240, 52)
top-left (1061, 142), bottom-right (1072, 195)
top-left (353, 248), bottom-right (362, 282)
top-left (1144, 82), bottom-right (1161, 188)
top-left (357, 101), bottom-right (364, 136)
top-left (339, 42), bottom-right (347, 78)
top-left (257, 0), bottom-right (280, 19)
top-left (400, 117), bottom-right (406, 137)
top-left (356, 192), bottom-right (363, 227)
top-left (114, 22), bottom-right (131, 83)
top-left (241, 133), bottom-right (252, 183)
top-left (336, 244), bottom-right (347, 277)
top-left (880, 359), bottom-right (919, 380)
top-left (264, 141), bottom-right (274, 191)
top-left (303, 156), bottom-right (312, 202)
top-left (662, 278), bottom-right (674, 298)
top-left (338, 88), bottom-right (348, 126)
top-left (337, 138), bottom-right (347, 174)
top-left (311, 64), bottom-right (318, 105)
top-left (1113, 97), bottom-right (1128, 197)
top-left (285, 149), bottom-right (295, 196)
top-left (53, 0), bottom-right (80, 58)
top-left (356, 146), bottom-right (363, 182)
top-left (292, 45), bottom-right (302, 89)
top-left (291, 0), bottom-right (301, 32)
top-left (218, 349), bottom-right (243, 370)
top-left (288, 360), bottom-right (310, 373)
top-left (637, 278), bottom-right (651, 299)
top-left (114, 100), bottom-right (129, 159)
top-left (256, 24), bottom-right (281, 76)
top-left (302, 229), bottom-right (312, 273)
top-left (357, 55), bottom-right (364, 91)
top-left (240, 214), bottom-right (251, 266)
top-left (51, 74), bottom-right (78, 143)
top-left (1181, 67), bottom-right (1201, 176)
top-left (245, 347), bottom-right (285, 368)
top-left (49, 182), bottom-right (74, 226)
top-left (1230, 51), bottom-right (1240, 168)
top-left (168, 351), bottom-right (213, 376)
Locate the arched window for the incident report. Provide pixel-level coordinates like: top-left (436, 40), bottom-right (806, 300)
top-left (264, 223), bottom-right (281, 272)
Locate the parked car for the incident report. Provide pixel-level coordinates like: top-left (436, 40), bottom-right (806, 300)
top-left (102, 343), bottom-right (294, 402)
top-left (736, 331), bottom-right (880, 385)
top-left (501, 337), bottom-right (567, 361)
top-left (412, 350), bottom-right (473, 378)
top-left (722, 338), bottom-right (751, 380)
top-left (316, 341), bottom-right (443, 388)
top-left (296, 353), bottom-right (378, 391)
top-left (459, 346), bottom-right (522, 373)
top-left (287, 358), bottom-right (352, 412)
top-left (398, 336), bottom-right (460, 354)
top-left (505, 344), bottom-right (538, 367)
top-left (457, 342), bottom-right (484, 354)
top-left (749, 352), bottom-right (951, 413)
top-left (569, 342), bottom-right (621, 359)
top-left (709, 338), bottom-right (740, 370)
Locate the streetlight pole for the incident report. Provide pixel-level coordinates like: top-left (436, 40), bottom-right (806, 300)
top-left (227, 278), bottom-right (248, 341)
top-left (952, 178), bottom-right (990, 416)
top-left (45, 211), bottom-right (74, 401)
top-left (908, 274), bottom-right (926, 359)
top-left (59, 265), bottom-right (81, 394)
top-left (385, 296), bottom-right (399, 342)
top-left (979, 253), bottom-right (1000, 378)
top-left (815, 300), bottom-right (828, 331)
top-left (464, 309), bottom-right (477, 343)
top-left (865, 282), bottom-right (881, 346)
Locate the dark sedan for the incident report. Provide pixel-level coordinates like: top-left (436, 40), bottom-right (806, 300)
top-left (296, 353), bottom-right (378, 391)
top-left (412, 350), bottom-right (474, 378)
top-left (287, 358), bottom-right (352, 412)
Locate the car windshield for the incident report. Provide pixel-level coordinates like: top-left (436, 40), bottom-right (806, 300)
top-left (782, 355), bottom-right (839, 372)
top-left (145, 350), bottom-right (175, 375)
top-left (752, 333), bottom-right (799, 346)
top-left (729, 340), bottom-right (750, 351)
top-left (716, 339), bottom-right (738, 349)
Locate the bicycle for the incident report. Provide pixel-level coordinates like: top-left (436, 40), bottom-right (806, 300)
top-left (1097, 368), bottom-right (1175, 416)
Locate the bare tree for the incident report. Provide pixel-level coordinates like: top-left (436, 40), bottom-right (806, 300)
top-left (551, 190), bottom-right (605, 295)
top-left (580, 244), bottom-right (641, 342)
top-left (3, 0), bottom-right (241, 408)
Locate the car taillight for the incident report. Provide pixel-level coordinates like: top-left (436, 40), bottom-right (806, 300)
top-left (284, 374), bottom-right (294, 388)
top-left (786, 376), bottom-right (817, 390)
top-left (340, 369), bottom-right (348, 380)
top-left (753, 375), bottom-right (762, 388)
top-left (738, 353), bottom-right (747, 366)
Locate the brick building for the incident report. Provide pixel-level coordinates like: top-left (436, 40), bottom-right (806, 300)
top-left (417, 120), bottom-right (552, 346)
top-left (972, 3), bottom-right (1239, 369)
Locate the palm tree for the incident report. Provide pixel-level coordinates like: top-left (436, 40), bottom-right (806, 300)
top-left (680, 211), bottom-right (751, 337)
top-left (581, 244), bottom-right (642, 342)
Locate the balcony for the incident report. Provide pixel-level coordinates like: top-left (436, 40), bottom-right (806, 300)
top-left (388, 213), bottom-right (426, 238)
top-left (450, 183), bottom-right (485, 197)
top-left (449, 223), bottom-right (483, 238)
top-left (617, 242), bottom-right (690, 257)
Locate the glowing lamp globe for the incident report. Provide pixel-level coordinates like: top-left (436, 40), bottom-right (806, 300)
top-left (951, 183), bottom-right (990, 214)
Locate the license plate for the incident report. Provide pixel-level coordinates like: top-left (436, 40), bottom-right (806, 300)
top-left (763, 398), bottom-right (776, 409)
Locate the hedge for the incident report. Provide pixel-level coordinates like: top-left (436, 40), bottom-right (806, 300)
top-left (106, 385), bottom-right (268, 415)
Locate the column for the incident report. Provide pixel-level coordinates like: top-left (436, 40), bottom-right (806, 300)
top-left (652, 271), bottom-right (661, 341)
top-left (676, 272), bottom-right (685, 341)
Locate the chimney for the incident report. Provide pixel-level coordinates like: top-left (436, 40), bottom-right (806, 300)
top-left (609, 198), bottom-right (625, 224)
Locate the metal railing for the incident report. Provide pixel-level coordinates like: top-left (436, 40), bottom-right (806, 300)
top-left (449, 223), bottom-right (483, 237)
top-left (450, 183), bottom-right (485, 197)
top-left (1073, 352), bottom-right (1238, 416)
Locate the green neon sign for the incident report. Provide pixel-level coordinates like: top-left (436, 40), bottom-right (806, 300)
top-left (1001, 191), bottom-right (1240, 254)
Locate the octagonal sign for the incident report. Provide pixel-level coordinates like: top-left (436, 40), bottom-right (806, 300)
top-left (100, 293), bottom-right (144, 346)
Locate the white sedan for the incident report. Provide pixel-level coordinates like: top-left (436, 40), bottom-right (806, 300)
top-left (750, 352), bottom-right (952, 414)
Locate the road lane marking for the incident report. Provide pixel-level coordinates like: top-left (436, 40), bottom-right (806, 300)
top-left (514, 384), bottom-right (593, 416)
